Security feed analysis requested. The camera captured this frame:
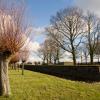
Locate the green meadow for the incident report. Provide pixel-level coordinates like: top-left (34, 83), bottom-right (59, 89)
top-left (0, 70), bottom-right (100, 100)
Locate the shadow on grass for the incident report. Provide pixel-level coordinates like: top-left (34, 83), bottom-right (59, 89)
top-left (21, 65), bottom-right (100, 83)
top-left (0, 96), bottom-right (10, 100)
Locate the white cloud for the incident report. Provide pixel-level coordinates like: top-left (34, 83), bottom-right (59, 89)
top-left (25, 41), bottom-right (41, 62)
top-left (21, 26), bottom-right (45, 62)
top-left (27, 55), bottom-right (42, 62)
top-left (60, 51), bottom-right (72, 62)
top-left (28, 41), bottom-right (40, 52)
top-left (28, 26), bottom-right (46, 42)
top-left (74, 0), bottom-right (100, 16)
top-left (32, 27), bottom-right (45, 35)
top-left (64, 51), bottom-right (71, 56)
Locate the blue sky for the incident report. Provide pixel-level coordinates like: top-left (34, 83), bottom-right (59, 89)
top-left (26, 0), bottom-right (75, 45)
top-left (26, 0), bottom-right (74, 27)
top-left (26, 0), bottom-right (100, 61)
top-left (26, 0), bottom-right (75, 61)
top-left (0, 0), bottom-right (100, 62)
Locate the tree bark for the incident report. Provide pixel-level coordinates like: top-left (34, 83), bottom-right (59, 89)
top-left (71, 43), bottom-right (76, 65)
top-left (98, 55), bottom-right (100, 63)
top-left (49, 53), bottom-right (52, 64)
top-left (22, 63), bottom-right (24, 75)
top-left (43, 56), bottom-right (46, 64)
top-left (57, 49), bottom-right (60, 64)
top-left (72, 52), bottom-right (76, 65)
top-left (0, 57), bottom-right (10, 96)
top-left (90, 52), bottom-right (94, 64)
top-left (54, 59), bottom-right (56, 64)
top-left (84, 53), bottom-right (87, 64)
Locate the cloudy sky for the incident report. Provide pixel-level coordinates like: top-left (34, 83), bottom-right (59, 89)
top-left (26, 0), bottom-right (99, 62)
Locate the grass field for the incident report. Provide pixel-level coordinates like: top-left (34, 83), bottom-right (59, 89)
top-left (0, 70), bottom-right (100, 100)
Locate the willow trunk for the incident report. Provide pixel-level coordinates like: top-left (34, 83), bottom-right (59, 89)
top-left (0, 57), bottom-right (10, 96)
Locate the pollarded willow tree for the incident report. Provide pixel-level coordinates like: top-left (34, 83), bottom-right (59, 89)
top-left (48, 7), bottom-right (85, 65)
top-left (10, 52), bottom-right (21, 70)
top-left (0, 0), bottom-right (30, 96)
top-left (19, 48), bottom-right (30, 75)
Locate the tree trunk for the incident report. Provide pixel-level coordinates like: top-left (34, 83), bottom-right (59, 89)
top-left (71, 44), bottom-right (76, 65)
top-left (54, 59), bottom-right (56, 64)
top-left (90, 52), bottom-right (94, 64)
top-left (56, 49), bottom-right (59, 64)
top-left (81, 55), bottom-right (82, 64)
top-left (72, 52), bottom-right (76, 65)
top-left (71, 41), bottom-right (76, 65)
top-left (47, 56), bottom-right (49, 65)
top-left (22, 63), bottom-right (24, 75)
top-left (84, 54), bottom-right (87, 64)
top-left (49, 53), bottom-right (52, 64)
top-left (85, 57), bottom-right (87, 64)
top-left (43, 57), bottom-right (45, 64)
top-left (0, 58), bottom-right (10, 96)
top-left (98, 55), bottom-right (100, 63)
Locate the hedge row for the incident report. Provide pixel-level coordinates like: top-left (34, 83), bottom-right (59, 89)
top-left (21, 65), bottom-right (100, 82)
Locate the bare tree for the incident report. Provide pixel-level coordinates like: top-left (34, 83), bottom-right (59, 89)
top-left (40, 39), bottom-right (51, 64)
top-left (38, 37), bottom-right (64, 65)
top-left (84, 12), bottom-right (100, 64)
top-left (46, 36), bottom-right (64, 64)
top-left (78, 44), bottom-right (89, 64)
top-left (48, 7), bottom-right (84, 65)
top-left (37, 44), bottom-right (47, 64)
top-left (82, 46), bottom-right (89, 64)
top-left (0, 0), bottom-right (30, 96)
top-left (94, 42), bottom-right (100, 62)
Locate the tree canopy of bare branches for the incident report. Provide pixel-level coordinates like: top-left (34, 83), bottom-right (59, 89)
top-left (47, 7), bottom-right (84, 65)
top-left (84, 12), bottom-right (100, 64)
top-left (38, 37), bottom-right (64, 65)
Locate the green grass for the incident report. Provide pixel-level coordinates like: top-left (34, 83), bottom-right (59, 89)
top-left (0, 70), bottom-right (100, 100)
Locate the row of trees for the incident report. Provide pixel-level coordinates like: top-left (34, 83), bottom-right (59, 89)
top-left (10, 48), bottom-right (29, 74)
top-left (38, 37), bottom-right (64, 64)
top-left (39, 7), bottom-right (100, 65)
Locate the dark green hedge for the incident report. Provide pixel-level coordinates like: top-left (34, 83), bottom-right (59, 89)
top-left (21, 65), bottom-right (100, 82)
